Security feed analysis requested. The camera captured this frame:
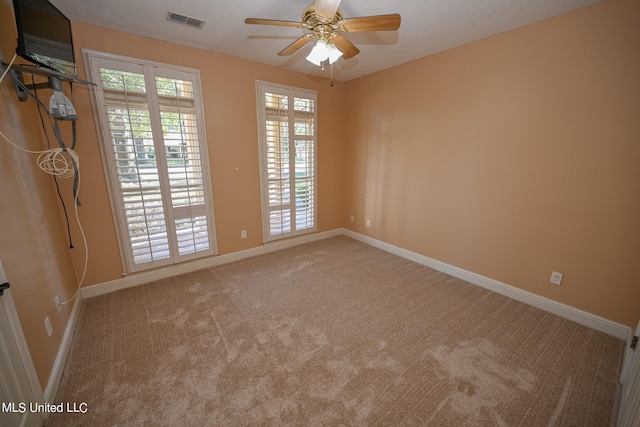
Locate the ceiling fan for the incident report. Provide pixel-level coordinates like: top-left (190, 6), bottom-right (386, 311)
top-left (245, 0), bottom-right (401, 66)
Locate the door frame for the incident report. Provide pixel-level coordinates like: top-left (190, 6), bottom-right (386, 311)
top-left (0, 261), bottom-right (45, 427)
top-left (617, 320), bottom-right (640, 426)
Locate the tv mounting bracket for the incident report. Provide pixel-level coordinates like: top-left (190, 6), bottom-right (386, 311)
top-left (1, 62), bottom-right (95, 121)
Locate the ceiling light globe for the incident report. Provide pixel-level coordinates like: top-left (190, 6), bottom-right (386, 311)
top-left (328, 43), bottom-right (343, 64)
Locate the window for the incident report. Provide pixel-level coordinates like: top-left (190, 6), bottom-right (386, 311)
top-left (85, 51), bottom-right (217, 273)
top-left (256, 81), bottom-right (317, 243)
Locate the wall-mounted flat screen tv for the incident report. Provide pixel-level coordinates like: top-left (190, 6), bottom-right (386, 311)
top-left (13, 0), bottom-right (77, 76)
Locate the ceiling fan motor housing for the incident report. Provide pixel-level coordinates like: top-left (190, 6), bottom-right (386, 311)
top-left (302, 4), bottom-right (342, 41)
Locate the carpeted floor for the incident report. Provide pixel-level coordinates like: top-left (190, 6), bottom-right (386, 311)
top-left (49, 236), bottom-right (624, 426)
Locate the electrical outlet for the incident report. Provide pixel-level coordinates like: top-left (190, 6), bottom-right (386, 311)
top-left (44, 317), bottom-right (53, 337)
top-left (240, 230), bottom-right (247, 239)
top-left (366, 219), bottom-right (371, 227)
top-left (350, 215), bottom-right (354, 223)
top-left (550, 271), bottom-right (563, 285)
top-left (55, 296), bottom-right (61, 312)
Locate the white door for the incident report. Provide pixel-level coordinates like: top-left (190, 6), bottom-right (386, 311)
top-left (0, 261), bottom-right (44, 427)
top-left (618, 320), bottom-right (640, 427)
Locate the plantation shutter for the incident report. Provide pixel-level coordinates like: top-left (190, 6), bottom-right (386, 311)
top-left (256, 81), bottom-right (317, 242)
top-left (86, 52), bottom-right (216, 272)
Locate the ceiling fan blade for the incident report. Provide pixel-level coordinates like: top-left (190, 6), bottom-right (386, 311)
top-left (314, 0), bottom-right (342, 20)
top-left (245, 18), bottom-right (304, 28)
top-left (331, 33), bottom-right (360, 59)
top-left (278, 34), bottom-right (315, 56)
top-left (337, 14), bottom-right (401, 32)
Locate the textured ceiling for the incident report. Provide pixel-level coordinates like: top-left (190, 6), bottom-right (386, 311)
top-left (42, 0), bottom-right (600, 81)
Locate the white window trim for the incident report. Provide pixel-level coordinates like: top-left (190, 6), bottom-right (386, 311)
top-left (255, 80), bottom-right (318, 243)
top-left (84, 49), bottom-right (218, 274)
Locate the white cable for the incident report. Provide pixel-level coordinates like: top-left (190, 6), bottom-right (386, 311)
top-left (37, 147), bottom-right (80, 178)
top-left (0, 53), bottom-right (17, 83)
top-left (1, 52), bottom-right (88, 305)
top-left (0, 54), bottom-right (38, 153)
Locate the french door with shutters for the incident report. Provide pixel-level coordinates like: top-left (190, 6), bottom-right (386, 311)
top-left (256, 81), bottom-right (317, 243)
top-left (85, 51), bottom-right (217, 273)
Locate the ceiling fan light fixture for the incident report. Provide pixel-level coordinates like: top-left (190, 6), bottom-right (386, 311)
top-left (246, 1), bottom-right (401, 67)
top-left (327, 43), bottom-right (343, 63)
top-left (306, 39), bottom-right (330, 66)
top-left (306, 39), bottom-right (342, 66)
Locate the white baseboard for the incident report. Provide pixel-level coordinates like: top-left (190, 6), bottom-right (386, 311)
top-left (81, 229), bottom-right (342, 299)
top-left (341, 229), bottom-right (631, 341)
top-left (44, 292), bottom-right (83, 402)
top-left (79, 227), bottom-right (630, 341)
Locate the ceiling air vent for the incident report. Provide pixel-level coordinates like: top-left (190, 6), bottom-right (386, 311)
top-left (167, 12), bottom-right (206, 29)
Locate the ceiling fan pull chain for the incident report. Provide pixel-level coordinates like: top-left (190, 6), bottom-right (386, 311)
top-left (330, 62), bottom-right (334, 87)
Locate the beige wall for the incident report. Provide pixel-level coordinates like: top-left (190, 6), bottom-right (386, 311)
top-left (67, 22), bottom-right (347, 285)
top-left (343, 0), bottom-right (640, 327)
top-left (0, 1), bottom-right (79, 388)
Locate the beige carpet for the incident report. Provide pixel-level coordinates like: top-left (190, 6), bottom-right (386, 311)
top-left (49, 236), bottom-right (624, 426)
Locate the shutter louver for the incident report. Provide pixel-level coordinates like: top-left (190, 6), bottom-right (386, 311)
top-left (265, 92), bottom-right (291, 236)
top-left (258, 84), bottom-right (317, 242)
top-left (90, 54), bottom-right (216, 273)
top-left (103, 70), bottom-right (170, 265)
top-left (156, 76), bottom-right (209, 256)
top-left (293, 97), bottom-right (315, 232)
